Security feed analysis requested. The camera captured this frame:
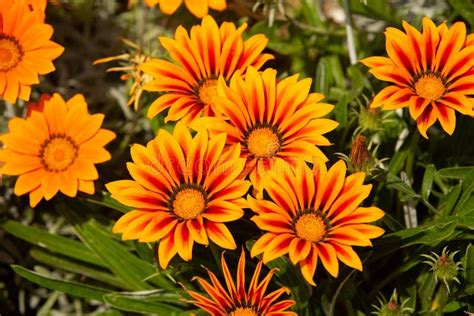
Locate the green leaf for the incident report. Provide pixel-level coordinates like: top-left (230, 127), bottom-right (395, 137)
top-left (333, 92), bottom-right (348, 129)
top-left (386, 173), bottom-right (419, 199)
top-left (438, 167), bottom-right (474, 179)
top-left (448, 0), bottom-right (474, 26)
top-left (103, 293), bottom-right (184, 315)
top-left (1, 220), bottom-right (105, 268)
top-left (84, 192), bottom-right (133, 214)
top-left (12, 265), bottom-right (109, 301)
top-left (30, 248), bottom-right (126, 288)
top-left (464, 243), bottom-right (474, 283)
top-left (347, 66), bottom-right (365, 101)
top-left (348, 0), bottom-right (397, 23)
top-left (421, 164), bottom-right (436, 201)
top-left (104, 290), bottom-right (188, 306)
top-left (438, 184), bottom-right (462, 216)
top-left (59, 206), bottom-right (175, 291)
top-left (456, 180), bottom-right (474, 216)
top-left (315, 56), bottom-right (332, 96)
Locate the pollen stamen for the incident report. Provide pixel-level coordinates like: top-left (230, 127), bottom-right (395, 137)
top-left (40, 135), bottom-right (78, 173)
top-left (414, 73), bottom-right (446, 101)
top-left (245, 125), bottom-right (282, 159)
top-left (294, 213), bottom-right (327, 243)
top-left (229, 307), bottom-right (259, 316)
top-left (0, 34), bottom-right (24, 72)
top-left (170, 186), bottom-right (207, 220)
top-left (197, 79), bottom-right (219, 106)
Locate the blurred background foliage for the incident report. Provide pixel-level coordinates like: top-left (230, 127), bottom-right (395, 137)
top-left (1, 0), bottom-right (474, 315)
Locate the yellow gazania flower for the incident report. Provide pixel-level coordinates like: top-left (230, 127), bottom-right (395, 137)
top-left (249, 160), bottom-right (385, 286)
top-left (143, 0), bottom-right (226, 19)
top-left (191, 67), bottom-right (338, 191)
top-left (185, 249), bottom-right (297, 316)
top-left (361, 17), bottom-right (474, 138)
top-left (0, 93), bottom-right (116, 207)
top-left (0, 0), bottom-right (63, 103)
top-left (140, 15), bottom-right (273, 124)
top-left (107, 123), bottom-right (250, 269)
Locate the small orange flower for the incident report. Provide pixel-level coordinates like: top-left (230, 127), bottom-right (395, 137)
top-left (0, 93), bottom-right (116, 207)
top-left (0, 0), bottom-right (63, 103)
top-left (361, 17), bottom-right (474, 138)
top-left (144, 0), bottom-right (226, 18)
top-left (185, 249), bottom-right (297, 316)
top-left (27, 0), bottom-right (47, 11)
top-left (192, 67), bottom-right (338, 191)
top-left (140, 15), bottom-right (273, 124)
top-left (249, 160), bottom-right (385, 286)
top-left (107, 123), bottom-right (250, 269)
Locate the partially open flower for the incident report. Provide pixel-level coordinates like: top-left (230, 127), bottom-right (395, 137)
top-left (93, 39), bottom-right (152, 111)
top-left (421, 246), bottom-right (463, 293)
top-left (184, 249), bottom-right (297, 315)
top-left (371, 289), bottom-right (413, 316)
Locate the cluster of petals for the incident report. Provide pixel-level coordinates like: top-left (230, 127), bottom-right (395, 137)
top-left (0, 0), bottom-right (63, 103)
top-left (0, 93), bottom-right (115, 207)
top-left (143, 0), bottom-right (226, 19)
top-left (362, 17), bottom-right (474, 138)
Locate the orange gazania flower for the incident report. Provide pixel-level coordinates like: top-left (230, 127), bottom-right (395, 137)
top-left (27, 0), bottom-right (46, 11)
top-left (0, 93), bottom-right (116, 207)
top-left (185, 249), bottom-right (297, 316)
top-left (0, 0), bottom-right (63, 103)
top-left (140, 15), bottom-right (273, 124)
top-left (107, 123), bottom-right (250, 269)
top-left (143, 0), bottom-right (226, 19)
top-left (361, 17), bottom-right (474, 138)
top-left (249, 160), bottom-right (385, 286)
top-left (192, 67), bottom-right (338, 191)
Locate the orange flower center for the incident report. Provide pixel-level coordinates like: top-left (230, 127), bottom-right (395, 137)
top-left (198, 79), bottom-right (219, 106)
top-left (41, 135), bottom-right (78, 172)
top-left (414, 74), bottom-right (445, 101)
top-left (295, 213), bottom-right (327, 243)
top-left (172, 188), bottom-right (206, 220)
top-left (229, 307), bottom-right (258, 316)
top-left (246, 127), bottom-right (281, 158)
top-left (0, 35), bottom-right (23, 72)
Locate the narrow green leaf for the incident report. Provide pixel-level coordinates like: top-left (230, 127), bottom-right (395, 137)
top-left (464, 243), bottom-right (474, 283)
top-left (104, 290), bottom-right (188, 306)
top-left (59, 206), bottom-right (175, 291)
top-left (386, 173), bottom-right (419, 198)
top-left (347, 66), bottom-right (365, 101)
top-left (83, 193), bottom-right (132, 214)
top-left (12, 265), bottom-right (109, 301)
top-left (315, 56), bottom-right (332, 96)
top-left (438, 167), bottom-right (474, 179)
top-left (333, 93), bottom-right (348, 129)
top-left (30, 248), bottom-right (126, 288)
top-left (1, 220), bottom-right (105, 268)
top-left (438, 184), bottom-right (462, 216)
top-left (421, 165), bottom-right (436, 201)
top-left (104, 293), bottom-right (184, 315)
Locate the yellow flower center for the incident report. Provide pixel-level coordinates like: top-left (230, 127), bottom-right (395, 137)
top-left (229, 307), bottom-right (258, 316)
top-left (172, 188), bottom-right (206, 220)
top-left (414, 74), bottom-right (445, 101)
top-left (246, 127), bottom-right (281, 158)
top-left (198, 79), bottom-right (219, 106)
top-left (295, 213), bottom-right (327, 243)
top-left (41, 136), bottom-right (78, 172)
top-left (0, 35), bottom-right (23, 72)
